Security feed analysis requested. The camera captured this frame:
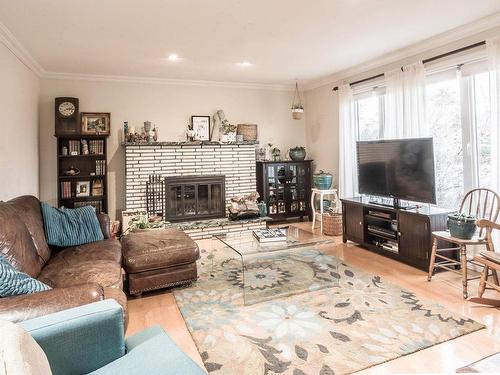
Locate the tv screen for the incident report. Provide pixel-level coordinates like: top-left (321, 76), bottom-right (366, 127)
top-left (357, 138), bottom-right (436, 204)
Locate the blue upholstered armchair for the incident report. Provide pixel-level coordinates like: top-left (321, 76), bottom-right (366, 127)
top-left (18, 299), bottom-right (207, 375)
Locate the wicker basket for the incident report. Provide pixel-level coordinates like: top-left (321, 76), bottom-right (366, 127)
top-left (237, 124), bottom-right (258, 141)
top-left (322, 212), bottom-right (343, 236)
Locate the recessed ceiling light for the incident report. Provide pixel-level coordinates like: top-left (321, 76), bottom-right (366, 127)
top-left (238, 61), bottom-right (253, 67)
top-left (167, 53), bottom-right (180, 61)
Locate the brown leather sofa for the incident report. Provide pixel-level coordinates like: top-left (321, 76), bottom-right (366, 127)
top-left (0, 195), bottom-right (127, 323)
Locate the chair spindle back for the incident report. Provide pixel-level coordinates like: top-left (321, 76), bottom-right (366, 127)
top-left (459, 188), bottom-right (500, 238)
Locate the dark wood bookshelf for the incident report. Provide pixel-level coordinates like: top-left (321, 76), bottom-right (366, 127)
top-left (56, 136), bottom-right (108, 214)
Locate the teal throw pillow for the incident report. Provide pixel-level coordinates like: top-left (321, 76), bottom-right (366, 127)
top-left (0, 256), bottom-right (51, 297)
top-left (41, 203), bottom-right (104, 247)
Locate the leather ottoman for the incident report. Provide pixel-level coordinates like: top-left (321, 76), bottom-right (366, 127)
top-left (121, 229), bottom-right (199, 296)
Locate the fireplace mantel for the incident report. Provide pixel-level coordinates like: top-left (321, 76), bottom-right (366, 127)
top-left (122, 140), bottom-right (258, 147)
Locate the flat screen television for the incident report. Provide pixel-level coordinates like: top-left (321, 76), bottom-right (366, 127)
top-left (357, 138), bottom-right (436, 205)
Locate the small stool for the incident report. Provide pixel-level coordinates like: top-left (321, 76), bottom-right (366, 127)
top-left (122, 228), bottom-right (200, 296)
top-left (311, 188), bottom-right (338, 233)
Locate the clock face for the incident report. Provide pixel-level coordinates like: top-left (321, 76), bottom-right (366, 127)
top-left (58, 102), bottom-right (76, 117)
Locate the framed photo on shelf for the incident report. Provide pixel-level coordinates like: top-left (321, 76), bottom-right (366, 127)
top-left (91, 179), bottom-right (104, 197)
top-left (81, 112), bottom-right (111, 135)
top-left (191, 115), bottom-right (210, 141)
top-left (76, 181), bottom-right (90, 197)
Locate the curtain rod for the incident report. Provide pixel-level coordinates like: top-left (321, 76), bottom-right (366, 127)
top-left (332, 40), bottom-right (486, 91)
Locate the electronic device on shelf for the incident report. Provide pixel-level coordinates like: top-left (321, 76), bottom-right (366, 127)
top-left (368, 210), bottom-right (393, 220)
top-left (367, 225), bottom-right (397, 239)
top-left (357, 138), bottom-right (436, 209)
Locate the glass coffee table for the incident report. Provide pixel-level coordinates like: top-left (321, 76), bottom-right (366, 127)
top-left (213, 226), bottom-right (338, 305)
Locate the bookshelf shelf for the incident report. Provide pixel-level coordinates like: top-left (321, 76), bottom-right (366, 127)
top-left (57, 136), bottom-right (108, 213)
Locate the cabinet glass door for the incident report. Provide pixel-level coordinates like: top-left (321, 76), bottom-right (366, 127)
top-left (267, 164), bottom-right (286, 214)
top-left (287, 163), bottom-right (308, 213)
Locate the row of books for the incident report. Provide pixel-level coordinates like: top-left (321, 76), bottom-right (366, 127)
top-left (60, 181), bottom-right (72, 199)
top-left (74, 200), bottom-right (103, 214)
top-left (95, 160), bottom-right (106, 175)
top-left (89, 140), bottom-right (105, 154)
top-left (68, 140), bottom-right (81, 155)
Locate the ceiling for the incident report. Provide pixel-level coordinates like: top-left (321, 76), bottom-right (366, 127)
top-left (1, 0), bottom-right (500, 86)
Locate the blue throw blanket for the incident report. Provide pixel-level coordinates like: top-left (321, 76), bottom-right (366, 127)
top-left (41, 203), bottom-right (104, 247)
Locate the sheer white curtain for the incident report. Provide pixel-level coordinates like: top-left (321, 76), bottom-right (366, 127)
top-left (487, 36), bottom-right (500, 193)
top-left (384, 62), bottom-right (427, 138)
top-left (338, 84), bottom-right (358, 198)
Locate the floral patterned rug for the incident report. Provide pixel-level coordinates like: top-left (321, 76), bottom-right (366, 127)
top-left (173, 246), bottom-right (484, 374)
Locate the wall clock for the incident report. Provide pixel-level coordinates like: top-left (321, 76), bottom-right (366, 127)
top-left (55, 97), bottom-right (79, 136)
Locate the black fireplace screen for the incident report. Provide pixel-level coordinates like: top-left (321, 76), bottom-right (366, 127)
top-left (164, 175), bottom-right (225, 222)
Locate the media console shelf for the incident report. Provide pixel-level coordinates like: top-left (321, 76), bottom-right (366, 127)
top-left (341, 196), bottom-right (452, 271)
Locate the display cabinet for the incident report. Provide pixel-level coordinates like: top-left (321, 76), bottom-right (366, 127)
top-left (256, 160), bottom-right (312, 221)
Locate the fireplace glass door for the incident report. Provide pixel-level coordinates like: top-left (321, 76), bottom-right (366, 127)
top-left (165, 175), bottom-right (225, 221)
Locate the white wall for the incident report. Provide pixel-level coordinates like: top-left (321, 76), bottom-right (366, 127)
top-left (39, 79), bottom-right (306, 219)
top-left (0, 42), bottom-right (40, 200)
top-left (305, 26), bottom-right (500, 193)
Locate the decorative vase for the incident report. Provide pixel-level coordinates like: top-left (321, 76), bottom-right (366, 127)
top-left (289, 147), bottom-right (306, 161)
top-left (447, 213), bottom-right (476, 240)
top-left (313, 170), bottom-right (333, 190)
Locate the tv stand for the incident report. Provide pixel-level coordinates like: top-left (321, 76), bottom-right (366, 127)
top-left (368, 197), bottom-right (416, 210)
top-left (341, 197), bottom-right (452, 271)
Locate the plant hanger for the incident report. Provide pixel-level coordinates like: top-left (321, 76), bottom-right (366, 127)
top-left (291, 81), bottom-right (304, 120)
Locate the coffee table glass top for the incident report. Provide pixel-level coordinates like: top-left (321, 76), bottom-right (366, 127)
top-left (214, 226), bottom-right (331, 257)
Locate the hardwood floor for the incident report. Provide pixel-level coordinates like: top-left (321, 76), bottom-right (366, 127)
top-left (126, 222), bottom-right (500, 373)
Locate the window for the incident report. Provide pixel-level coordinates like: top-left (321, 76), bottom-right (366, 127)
top-left (355, 92), bottom-right (385, 141)
top-left (425, 72), bottom-right (463, 208)
top-left (424, 64), bottom-right (493, 208)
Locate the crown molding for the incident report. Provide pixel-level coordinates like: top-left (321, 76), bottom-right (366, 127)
top-left (304, 12), bottom-right (500, 91)
top-left (0, 21), bottom-right (45, 77)
top-left (41, 71), bottom-right (295, 91)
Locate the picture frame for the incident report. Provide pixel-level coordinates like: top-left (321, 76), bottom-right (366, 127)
top-left (191, 115), bottom-right (210, 141)
top-left (91, 179), bottom-right (104, 197)
top-left (81, 112), bottom-right (111, 135)
top-left (76, 181), bottom-right (90, 197)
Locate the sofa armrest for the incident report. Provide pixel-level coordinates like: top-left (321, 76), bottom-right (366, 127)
top-left (0, 283), bottom-right (104, 323)
top-left (20, 299), bottom-right (125, 375)
top-left (97, 212), bottom-right (111, 239)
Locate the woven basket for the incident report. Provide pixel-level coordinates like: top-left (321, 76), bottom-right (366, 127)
top-left (237, 124), bottom-right (258, 141)
top-left (322, 212), bottom-right (343, 236)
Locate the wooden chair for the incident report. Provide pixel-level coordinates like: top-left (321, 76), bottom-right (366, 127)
top-left (474, 219), bottom-right (500, 301)
top-left (428, 188), bottom-right (500, 298)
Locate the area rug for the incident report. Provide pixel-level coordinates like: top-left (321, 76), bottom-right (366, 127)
top-left (173, 246), bottom-right (484, 374)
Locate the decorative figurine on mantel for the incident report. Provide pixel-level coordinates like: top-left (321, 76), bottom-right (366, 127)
top-left (212, 109), bottom-right (226, 141)
top-left (153, 126), bottom-right (159, 142)
top-left (123, 121), bottom-right (129, 141)
top-left (186, 123), bottom-right (196, 141)
top-left (144, 121), bottom-right (152, 143)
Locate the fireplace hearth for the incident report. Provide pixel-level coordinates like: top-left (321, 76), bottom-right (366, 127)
top-left (164, 175), bottom-right (225, 222)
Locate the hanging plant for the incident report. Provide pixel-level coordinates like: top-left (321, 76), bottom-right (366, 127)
top-left (291, 81), bottom-right (304, 120)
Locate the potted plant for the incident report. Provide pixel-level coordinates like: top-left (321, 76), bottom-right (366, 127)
top-left (291, 104), bottom-right (304, 120)
top-left (291, 82), bottom-right (304, 120)
top-left (128, 215), bottom-right (165, 232)
top-left (220, 119), bottom-right (237, 142)
top-left (313, 170), bottom-right (333, 190)
top-left (289, 146), bottom-right (306, 161)
top-left (447, 212), bottom-right (477, 239)
top-left (271, 147), bottom-right (281, 161)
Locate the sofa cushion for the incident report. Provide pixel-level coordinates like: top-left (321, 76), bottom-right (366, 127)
top-left (49, 239), bottom-right (122, 266)
top-left (7, 196), bottom-right (52, 264)
top-left (0, 256), bottom-right (51, 297)
top-left (122, 229), bottom-right (199, 274)
top-left (39, 260), bottom-right (123, 289)
top-left (41, 203), bottom-right (104, 247)
top-left (0, 320), bottom-right (53, 375)
top-left (0, 203), bottom-right (44, 278)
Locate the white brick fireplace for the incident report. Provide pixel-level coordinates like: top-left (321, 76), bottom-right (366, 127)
top-left (124, 142), bottom-right (257, 212)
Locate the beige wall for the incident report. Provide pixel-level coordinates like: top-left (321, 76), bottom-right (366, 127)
top-left (0, 42), bottom-right (40, 200)
top-left (39, 79), bottom-right (306, 219)
top-left (304, 85), bottom-right (339, 186)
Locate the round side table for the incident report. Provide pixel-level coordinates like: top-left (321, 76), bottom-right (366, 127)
top-left (311, 188), bottom-right (339, 233)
